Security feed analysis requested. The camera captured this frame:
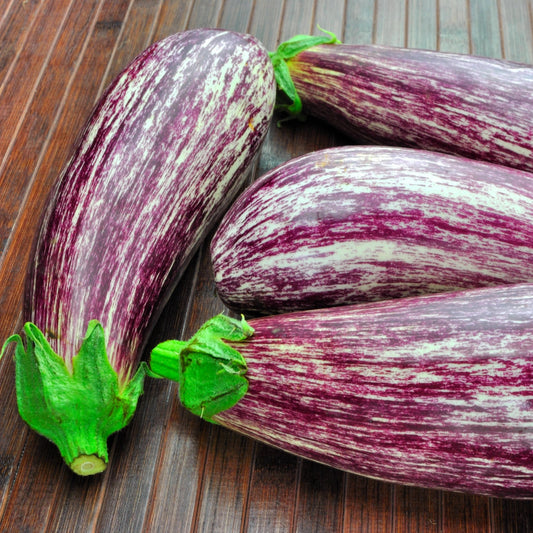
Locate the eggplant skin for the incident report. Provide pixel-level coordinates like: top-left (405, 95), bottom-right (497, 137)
top-left (25, 29), bottom-right (276, 383)
top-left (288, 43), bottom-right (533, 172)
top-left (211, 145), bottom-right (533, 315)
top-left (213, 283), bottom-right (533, 498)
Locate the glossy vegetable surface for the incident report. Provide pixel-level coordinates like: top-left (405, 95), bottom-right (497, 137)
top-left (2, 28), bottom-right (275, 475)
top-left (152, 284), bottom-right (533, 498)
top-left (271, 31), bottom-right (533, 172)
top-left (211, 145), bottom-right (533, 315)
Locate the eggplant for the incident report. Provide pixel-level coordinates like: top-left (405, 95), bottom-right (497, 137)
top-left (151, 283), bottom-right (533, 499)
top-left (270, 30), bottom-right (533, 172)
top-left (0, 28), bottom-right (275, 475)
top-left (211, 145), bottom-right (533, 315)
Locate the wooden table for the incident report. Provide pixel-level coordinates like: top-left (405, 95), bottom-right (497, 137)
top-left (1, 0), bottom-right (533, 531)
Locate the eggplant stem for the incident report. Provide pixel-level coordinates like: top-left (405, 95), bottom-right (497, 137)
top-left (5, 320), bottom-right (148, 475)
top-left (269, 26), bottom-right (341, 119)
top-left (150, 314), bottom-right (253, 421)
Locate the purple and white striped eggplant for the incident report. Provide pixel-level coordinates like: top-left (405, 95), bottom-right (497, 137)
top-left (211, 145), bottom-right (533, 315)
top-left (270, 31), bottom-right (533, 172)
top-left (151, 283), bottom-right (533, 498)
top-left (1, 28), bottom-right (275, 475)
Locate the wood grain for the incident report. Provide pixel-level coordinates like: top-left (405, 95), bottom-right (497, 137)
top-left (1, 0), bottom-right (533, 531)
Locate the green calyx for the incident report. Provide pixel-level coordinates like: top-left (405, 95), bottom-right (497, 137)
top-left (150, 314), bottom-right (253, 422)
top-left (269, 27), bottom-right (341, 119)
top-left (0, 320), bottom-right (148, 476)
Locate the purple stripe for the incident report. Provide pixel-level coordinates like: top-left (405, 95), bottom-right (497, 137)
top-left (25, 29), bottom-right (276, 382)
top-left (289, 44), bottom-right (533, 172)
top-left (211, 146), bottom-right (533, 315)
top-left (215, 283), bottom-right (533, 498)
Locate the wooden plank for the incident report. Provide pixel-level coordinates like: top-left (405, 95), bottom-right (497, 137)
top-left (244, 445), bottom-right (300, 533)
top-left (277, 0), bottom-right (315, 42)
top-left (187, 0), bottom-right (224, 29)
top-left (314, 0), bottom-right (346, 39)
top-left (0, 436), bottom-right (71, 532)
top-left (0, 0), bottom-right (15, 30)
top-left (407, 0), bottom-right (437, 49)
top-left (184, 242), bottom-right (255, 533)
top-left (0, 359), bottom-right (29, 519)
top-left (0, 0), bottom-right (42, 87)
top-left (0, 0), bottom-right (81, 249)
top-left (92, 377), bottom-right (190, 532)
top-left (247, 0), bottom-right (285, 49)
top-left (293, 462), bottom-right (345, 533)
top-left (193, 424), bottom-right (255, 532)
top-left (393, 486), bottom-right (441, 533)
top-left (344, 0), bottom-right (376, 43)
top-left (141, 251), bottom-right (224, 533)
top-left (142, 384), bottom-right (213, 533)
top-left (145, 241), bottom-right (254, 533)
top-left (440, 492), bottom-right (493, 533)
top-left (492, 498), bottom-right (533, 533)
top-left (437, 0), bottom-right (470, 52)
top-left (374, 0), bottom-right (407, 46)
top-left (94, 0), bottom-right (165, 100)
top-left (218, 0), bottom-right (254, 33)
top-left (343, 475), bottom-right (394, 532)
top-left (151, 0), bottom-right (194, 39)
top-left (499, 0), bottom-right (533, 62)
top-left (469, 0), bottom-right (502, 58)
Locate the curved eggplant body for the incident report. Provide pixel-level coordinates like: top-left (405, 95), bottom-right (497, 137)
top-left (27, 29), bottom-right (275, 382)
top-left (8, 29), bottom-right (275, 474)
top-left (211, 146), bottom-right (533, 315)
top-left (287, 43), bottom-right (533, 172)
top-left (212, 284), bottom-right (533, 498)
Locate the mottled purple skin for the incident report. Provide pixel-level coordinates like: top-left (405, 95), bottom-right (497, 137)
top-left (214, 283), bottom-right (533, 498)
top-left (25, 29), bottom-right (276, 384)
top-left (211, 146), bottom-right (533, 315)
top-left (288, 44), bottom-right (533, 172)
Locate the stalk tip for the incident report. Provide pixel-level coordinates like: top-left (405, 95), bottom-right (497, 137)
top-left (69, 454), bottom-right (107, 476)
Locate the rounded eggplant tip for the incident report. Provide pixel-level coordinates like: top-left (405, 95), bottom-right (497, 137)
top-left (69, 454), bottom-right (107, 476)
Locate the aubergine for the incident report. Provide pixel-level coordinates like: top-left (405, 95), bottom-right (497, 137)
top-left (151, 283), bottom-right (533, 499)
top-left (270, 31), bottom-right (533, 172)
top-left (1, 28), bottom-right (276, 475)
top-left (211, 145), bottom-right (533, 315)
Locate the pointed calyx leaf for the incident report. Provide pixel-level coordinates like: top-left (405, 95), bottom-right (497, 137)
top-left (0, 320), bottom-right (148, 476)
top-left (269, 27), bottom-right (341, 118)
top-left (150, 314), bottom-right (253, 422)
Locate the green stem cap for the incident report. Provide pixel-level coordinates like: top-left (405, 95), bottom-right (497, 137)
top-left (150, 314), bottom-right (253, 422)
top-left (1, 320), bottom-right (148, 476)
top-left (269, 27), bottom-right (341, 118)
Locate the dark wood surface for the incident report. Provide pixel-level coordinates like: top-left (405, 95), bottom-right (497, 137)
top-left (1, 0), bottom-right (533, 531)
